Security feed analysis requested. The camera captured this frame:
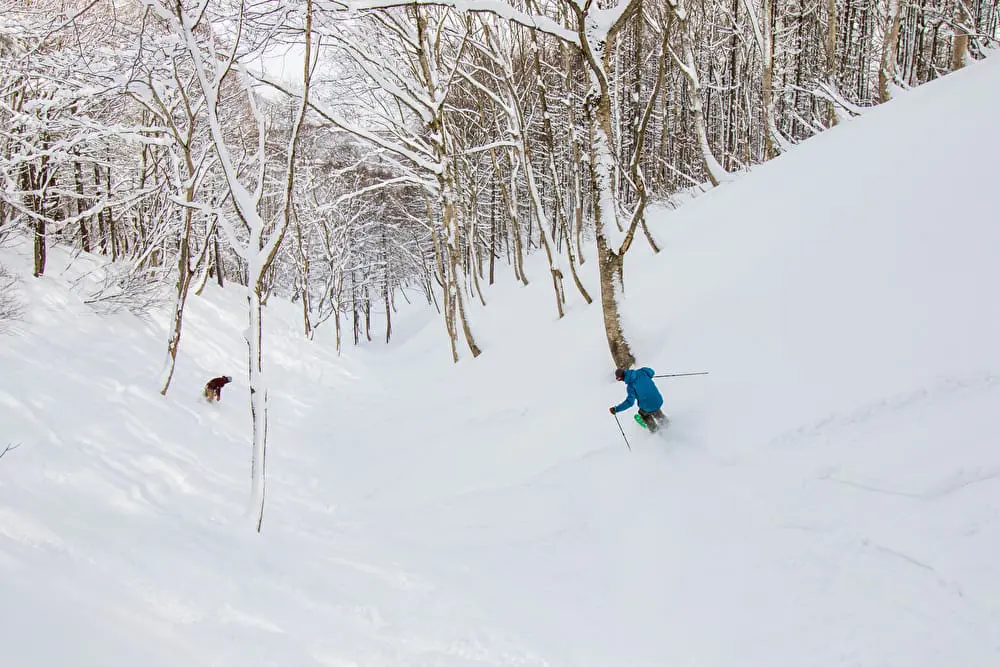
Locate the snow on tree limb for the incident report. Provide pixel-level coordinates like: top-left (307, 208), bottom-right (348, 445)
top-left (320, 0), bottom-right (579, 45)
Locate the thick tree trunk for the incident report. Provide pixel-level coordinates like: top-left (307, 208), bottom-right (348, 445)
top-left (574, 2), bottom-right (640, 368)
top-left (591, 94), bottom-right (636, 368)
top-left (596, 233), bottom-right (633, 369)
top-left (880, 0), bottom-right (903, 102)
top-left (951, 1), bottom-right (970, 71)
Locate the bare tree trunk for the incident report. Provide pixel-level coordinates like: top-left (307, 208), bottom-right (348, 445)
top-left (571, 0), bottom-right (641, 368)
top-left (93, 163), bottom-right (107, 255)
top-left (105, 164), bottom-right (118, 261)
top-left (249, 0), bottom-right (314, 532)
top-left (725, 0), bottom-right (740, 168)
top-left (762, 0), bottom-right (779, 157)
top-left (471, 244), bottom-right (487, 307)
top-left (214, 234), bottom-right (224, 287)
top-left (429, 220), bottom-right (459, 362)
top-left (192, 245), bottom-right (214, 296)
top-left (826, 0), bottom-right (839, 126)
top-left (442, 195), bottom-right (481, 358)
top-left (364, 287), bottom-right (372, 342)
top-left (560, 39), bottom-right (587, 266)
top-left (351, 271), bottom-right (360, 346)
top-left (384, 278), bottom-right (392, 344)
top-left (32, 214), bottom-right (45, 277)
top-left (247, 285), bottom-right (268, 532)
top-left (489, 179), bottom-right (496, 285)
top-left (596, 232), bottom-right (632, 368)
top-left (880, 0), bottom-right (903, 102)
top-left (22, 166), bottom-right (46, 277)
top-left (333, 271), bottom-right (343, 354)
top-left (160, 192), bottom-right (197, 395)
top-left (73, 157), bottom-right (91, 253)
top-left (294, 216), bottom-right (312, 338)
top-left (590, 92), bottom-right (636, 368)
top-left (951, 1), bottom-right (971, 70)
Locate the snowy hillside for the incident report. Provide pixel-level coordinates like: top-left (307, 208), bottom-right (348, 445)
top-left (2, 54), bottom-right (1000, 667)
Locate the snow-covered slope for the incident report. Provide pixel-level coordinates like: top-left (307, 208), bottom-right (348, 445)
top-left (2, 55), bottom-right (999, 667)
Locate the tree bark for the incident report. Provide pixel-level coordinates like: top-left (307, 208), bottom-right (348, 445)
top-left (762, 0), bottom-right (779, 157)
top-left (73, 158), bottom-right (91, 253)
top-left (214, 234), bottom-right (224, 287)
top-left (596, 233), bottom-right (633, 368)
top-left (826, 0), bottom-right (839, 126)
top-left (572, 0), bottom-right (641, 367)
top-left (880, 0), bottom-right (903, 102)
top-left (160, 161), bottom-right (200, 395)
top-left (951, 1), bottom-right (971, 71)
top-left (22, 166), bottom-right (46, 278)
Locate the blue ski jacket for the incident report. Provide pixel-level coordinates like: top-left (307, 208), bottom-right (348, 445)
top-left (613, 368), bottom-right (663, 413)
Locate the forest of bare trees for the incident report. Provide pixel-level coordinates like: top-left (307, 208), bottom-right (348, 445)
top-left (1, 0), bottom-right (995, 526)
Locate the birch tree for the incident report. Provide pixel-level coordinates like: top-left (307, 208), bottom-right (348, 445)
top-left (951, 1), bottom-right (971, 70)
top-left (880, 0), bottom-right (904, 102)
top-left (141, 0), bottom-right (315, 531)
top-left (124, 14), bottom-right (222, 394)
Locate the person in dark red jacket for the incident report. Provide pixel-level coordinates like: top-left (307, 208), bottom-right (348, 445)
top-left (609, 367), bottom-right (668, 432)
top-left (204, 375), bottom-right (232, 402)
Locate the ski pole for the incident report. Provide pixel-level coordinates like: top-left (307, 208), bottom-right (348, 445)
top-left (654, 372), bottom-right (709, 379)
top-left (613, 413), bottom-right (631, 451)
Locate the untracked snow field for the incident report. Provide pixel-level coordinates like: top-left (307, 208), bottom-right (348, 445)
top-left (2, 54), bottom-right (999, 667)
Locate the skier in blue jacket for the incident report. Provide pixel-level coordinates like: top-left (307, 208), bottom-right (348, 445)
top-left (609, 367), bottom-right (668, 432)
